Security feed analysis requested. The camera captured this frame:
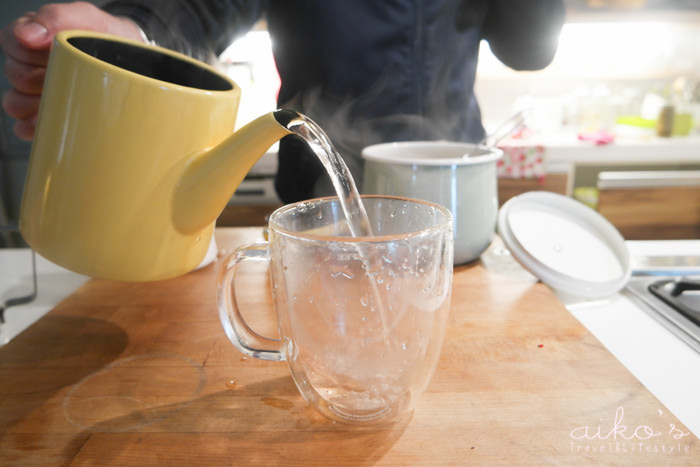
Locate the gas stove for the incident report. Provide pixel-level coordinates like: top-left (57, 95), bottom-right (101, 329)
top-left (627, 276), bottom-right (700, 354)
top-left (623, 241), bottom-right (700, 354)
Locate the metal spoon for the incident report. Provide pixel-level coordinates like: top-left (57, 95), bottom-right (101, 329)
top-left (464, 109), bottom-right (529, 157)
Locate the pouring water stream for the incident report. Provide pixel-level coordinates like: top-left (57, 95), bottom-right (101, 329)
top-left (283, 114), bottom-right (373, 237)
top-left (283, 114), bottom-right (394, 335)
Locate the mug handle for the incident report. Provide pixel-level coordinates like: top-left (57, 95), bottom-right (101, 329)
top-left (217, 243), bottom-right (284, 361)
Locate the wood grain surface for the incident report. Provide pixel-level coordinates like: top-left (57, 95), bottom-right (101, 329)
top-left (0, 228), bottom-right (697, 465)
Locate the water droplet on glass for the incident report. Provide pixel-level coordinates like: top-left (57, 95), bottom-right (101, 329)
top-left (330, 266), bottom-right (354, 279)
top-left (360, 293), bottom-right (370, 306)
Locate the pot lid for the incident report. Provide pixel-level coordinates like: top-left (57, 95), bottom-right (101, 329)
top-left (497, 191), bottom-right (630, 299)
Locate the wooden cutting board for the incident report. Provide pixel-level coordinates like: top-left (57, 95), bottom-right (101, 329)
top-left (0, 228), bottom-right (697, 465)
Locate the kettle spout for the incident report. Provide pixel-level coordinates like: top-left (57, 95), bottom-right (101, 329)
top-left (173, 109), bottom-right (302, 233)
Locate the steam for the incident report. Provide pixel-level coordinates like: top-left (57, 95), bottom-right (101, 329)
top-left (109, 1), bottom-right (490, 197)
top-left (279, 45), bottom-right (485, 196)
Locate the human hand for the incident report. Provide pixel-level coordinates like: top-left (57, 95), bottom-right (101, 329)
top-left (0, 2), bottom-right (144, 140)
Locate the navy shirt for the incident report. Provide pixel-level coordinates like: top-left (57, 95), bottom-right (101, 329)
top-left (102, 0), bottom-right (565, 202)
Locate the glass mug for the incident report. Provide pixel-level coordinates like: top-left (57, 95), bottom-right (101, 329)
top-left (218, 195), bottom-right (453, 424)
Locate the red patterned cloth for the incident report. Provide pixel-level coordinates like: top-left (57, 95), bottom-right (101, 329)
top-left (497, 145), bottom-right (547, 182)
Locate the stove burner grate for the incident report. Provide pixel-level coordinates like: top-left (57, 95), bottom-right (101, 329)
top-left (626, 275), bottom-right (700, 354)
top-left (649, 277), bottom-right (700, 328)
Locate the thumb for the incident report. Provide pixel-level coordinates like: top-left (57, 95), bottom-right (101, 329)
top-left (14, 18), bottom-right (51, 49)
top-left (12, 3), bottom-right (122, 51)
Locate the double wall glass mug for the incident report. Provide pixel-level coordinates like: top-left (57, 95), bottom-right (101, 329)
top-left (218, 196), bottom-right (453, 424)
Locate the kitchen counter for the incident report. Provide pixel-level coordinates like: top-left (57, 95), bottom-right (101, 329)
top-left (0, 228), bottom-right (698, 465)
top-left (500, 133), bottom-right (700, 174)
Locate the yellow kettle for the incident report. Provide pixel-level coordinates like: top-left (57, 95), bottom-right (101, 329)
top-left (20, 30), bottom-right (302, 281)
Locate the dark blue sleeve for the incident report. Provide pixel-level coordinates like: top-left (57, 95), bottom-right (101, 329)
top-left (100, 0), bottom-right (268, 61)
top-left (480, 0), bottom-right (565, 70)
